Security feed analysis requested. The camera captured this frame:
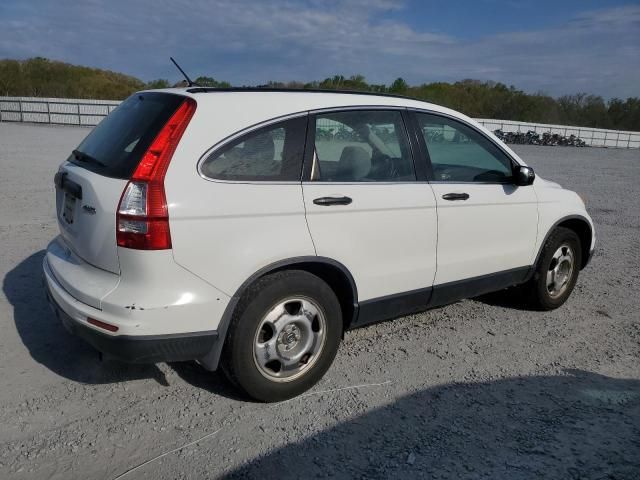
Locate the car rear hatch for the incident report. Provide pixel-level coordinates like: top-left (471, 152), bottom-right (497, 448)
top-left (53, 92), bottom-right (188, 280)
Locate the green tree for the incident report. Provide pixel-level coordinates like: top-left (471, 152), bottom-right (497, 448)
top-left (145, 79), bottom-right (170, 89)
top-left (0, 57), bottom-right (144, 99)
top-left (389, 77), bottom-right (408, 94)
top-left (193, 76), bottom-right (231, 88)
top-left (2, 57), bottom-right (639, 131)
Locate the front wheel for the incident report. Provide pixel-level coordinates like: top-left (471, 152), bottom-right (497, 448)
top-left (221, 270), bottom-right (342, 402)
top-left (523, 227), bottom-right (582, 310)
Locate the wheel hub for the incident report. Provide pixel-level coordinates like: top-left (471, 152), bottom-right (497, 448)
top-left (277, 324), bottom-right (301, 352)
top-left (547, 244), bottom-right (575, 298)
top-left (253, 297), bottom-right (327, 382)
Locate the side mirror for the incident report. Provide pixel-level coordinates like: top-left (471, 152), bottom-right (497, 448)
top-left (513, 165), bottom-right (535, 186)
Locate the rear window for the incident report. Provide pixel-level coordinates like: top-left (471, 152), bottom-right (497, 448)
top-left (69, 93), bottom-right (185, 179)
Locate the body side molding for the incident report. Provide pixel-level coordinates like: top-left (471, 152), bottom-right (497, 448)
top-left (354, 287), bottom-right (433, 328)
top-left (429, 266), bottom-right (531, 308)
top-left (352, 266), bottom-right (532, 329)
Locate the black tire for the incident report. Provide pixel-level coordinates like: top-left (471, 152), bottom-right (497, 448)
top-left (522, 227), bottom-right (582, 311)
top-left (221, 270), bottom-right (342, 402)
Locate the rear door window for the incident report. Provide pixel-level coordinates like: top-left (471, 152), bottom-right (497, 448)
top-left (69, 93), bottom-right (185, 179)
top-left (312, 110), bottom-right (415, 182)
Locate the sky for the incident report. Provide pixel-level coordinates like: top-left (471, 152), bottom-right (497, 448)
top-left (0, 0), bottom-right (639, 98)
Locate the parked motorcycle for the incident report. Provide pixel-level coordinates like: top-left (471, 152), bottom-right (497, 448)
top-left (494, 129), bottom-right (588, 147)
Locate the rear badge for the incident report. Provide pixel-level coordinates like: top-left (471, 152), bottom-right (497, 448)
top-left (82, 205), bottom-right (96, 215)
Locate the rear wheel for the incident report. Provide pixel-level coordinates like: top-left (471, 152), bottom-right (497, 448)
top-left (523, 227), bottom-right (582, 310)
top-left (221, 270), bottom-right (342, 402)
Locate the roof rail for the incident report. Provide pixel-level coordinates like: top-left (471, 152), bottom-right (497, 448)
top-left (184, 86), bottom-right (420, 101)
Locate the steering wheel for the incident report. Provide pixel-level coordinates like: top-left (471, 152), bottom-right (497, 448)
top-left (369, 153), bottom-right (398, 180)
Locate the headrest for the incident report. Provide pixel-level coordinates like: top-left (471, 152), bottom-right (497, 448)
top-left (337, 146), bottom-right (371, 180)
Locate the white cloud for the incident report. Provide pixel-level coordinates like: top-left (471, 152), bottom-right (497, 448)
top-left (0, 0), bottom-right (638, 97)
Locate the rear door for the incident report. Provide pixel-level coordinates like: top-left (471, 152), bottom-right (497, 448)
top-left (411, 111), bottom-right (538, 286)
top-left (55, 92), bottom-right (185, 273)
top-left (302, 109), bottom-right (438, 314)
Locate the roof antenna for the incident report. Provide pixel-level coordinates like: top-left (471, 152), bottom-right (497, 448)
top-left (170, 57), bottom-right (198, 87)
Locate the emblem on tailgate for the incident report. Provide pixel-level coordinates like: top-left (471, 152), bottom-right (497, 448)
top-left (82, 205), bottom-right (96, 214)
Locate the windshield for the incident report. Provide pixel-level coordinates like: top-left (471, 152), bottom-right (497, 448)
top-left (69, 92), bottom-right (184, 179)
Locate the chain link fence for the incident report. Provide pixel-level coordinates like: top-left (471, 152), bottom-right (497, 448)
top-left (1, 96), bottom-right (638, 148)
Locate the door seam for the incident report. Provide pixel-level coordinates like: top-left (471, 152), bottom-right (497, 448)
top-left (300, 183), bottom-right (318, 256)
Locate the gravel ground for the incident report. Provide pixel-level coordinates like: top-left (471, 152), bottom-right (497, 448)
top-left (0, 122), bottom-right (638, 480)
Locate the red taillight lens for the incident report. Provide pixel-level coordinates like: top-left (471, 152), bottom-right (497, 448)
top-left (132, 98), bottom-right (197, 183)
top-left (117, 98), bottom-right (196, 250)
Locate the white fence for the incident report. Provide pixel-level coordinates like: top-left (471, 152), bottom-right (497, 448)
top-left (0, 96), bottom-right (120, 126)
top-left (1, 96), bottom-right (639, 148)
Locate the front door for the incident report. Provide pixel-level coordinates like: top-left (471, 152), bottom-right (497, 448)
top-left (412, 111), bottom-right (538, 289)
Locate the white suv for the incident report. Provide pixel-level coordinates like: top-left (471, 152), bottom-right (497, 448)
top-left (43, 89), bottom-right (595, 401)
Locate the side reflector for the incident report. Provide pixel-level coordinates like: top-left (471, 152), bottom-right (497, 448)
top-left (87, 317), bottom-right (119, 332)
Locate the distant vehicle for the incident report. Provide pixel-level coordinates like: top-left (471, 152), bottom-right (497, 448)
top-left (43, 88), bottom-right (596, 401)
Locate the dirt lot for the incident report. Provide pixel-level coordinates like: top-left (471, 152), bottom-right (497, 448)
top-left (0, 122), bottom-right (638, 479)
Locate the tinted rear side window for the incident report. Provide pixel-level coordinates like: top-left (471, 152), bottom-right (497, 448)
top-left (69, 93), bottom-right (185, 179)
top-left (313, 110), bottom-right (415, 182)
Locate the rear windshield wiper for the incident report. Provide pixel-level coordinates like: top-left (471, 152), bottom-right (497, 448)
top-left (72, 149), bottom-right (107, 168)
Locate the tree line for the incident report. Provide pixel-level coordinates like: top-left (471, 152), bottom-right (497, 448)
top-left (1, 58), bottom-right (638, 131)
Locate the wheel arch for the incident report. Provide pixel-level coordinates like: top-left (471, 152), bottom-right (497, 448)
top-left (253, 257), bottom-right (359, 330)
top-left (536, 215), bottom-right (593, 270)
top-left (198, 257), bottom-right (359, 371)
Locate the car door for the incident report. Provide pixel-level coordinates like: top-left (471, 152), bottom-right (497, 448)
top-left (411, 111), bottom-right (538, 296)
top-left (302, 109), bottom-right (438, 326)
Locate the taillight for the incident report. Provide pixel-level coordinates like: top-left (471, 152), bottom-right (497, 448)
top-left (117, 98), bottom-right (196, 250)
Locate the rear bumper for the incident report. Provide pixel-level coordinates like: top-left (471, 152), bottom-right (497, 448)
top-left (43, 249), bottom-right (228, 363)
top-left (44, 267), bottom-right (218, 363)
top-left (45, 236), bottom-right (231, 337)
top-left (43, 270), bottom-right (218, 363)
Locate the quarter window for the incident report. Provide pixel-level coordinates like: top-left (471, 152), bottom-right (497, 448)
top-left (313, 110), bottom-right (415, 182)
top-left (201, 117), bottom-right (306, 181)
top-left (416, 113), bottom-right (513, 183)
